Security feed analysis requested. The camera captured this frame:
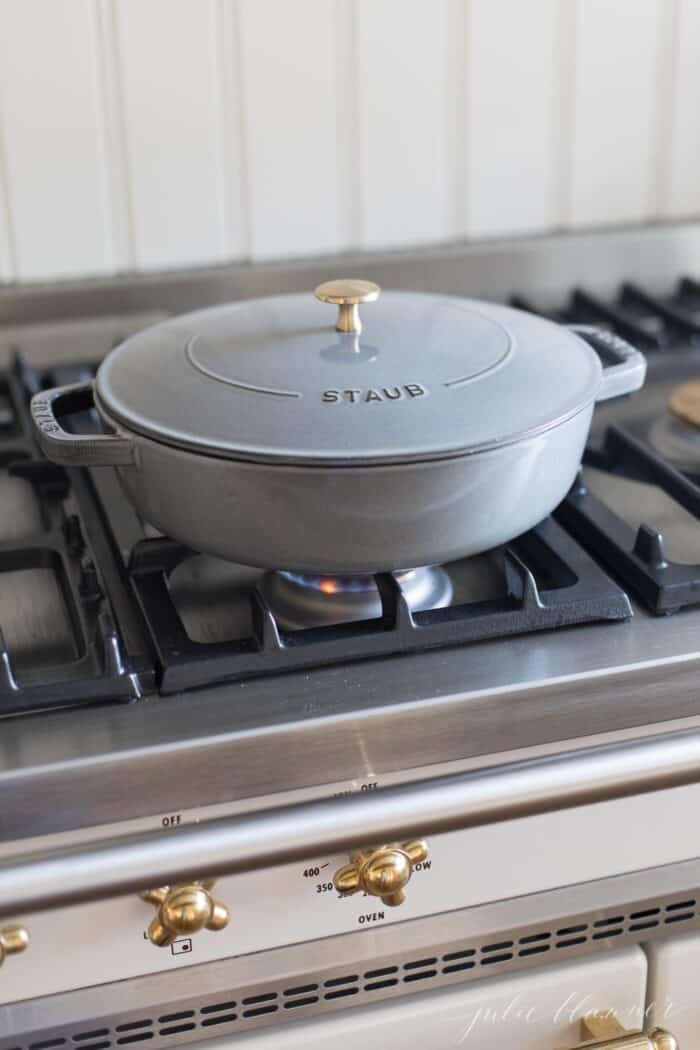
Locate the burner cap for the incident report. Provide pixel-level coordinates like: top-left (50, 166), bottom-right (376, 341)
top-left (260, 566), bottom-right (453, 631)
top-left (670, 380), bottom-right (700, 429)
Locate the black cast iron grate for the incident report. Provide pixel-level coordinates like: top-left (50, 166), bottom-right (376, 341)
top-left (129, 519), bottom-right (631, 694)
top-left (512, 275), bottom-right (700, 350)
top-left (556, 426), bottom-right (700, 614)
top-left (0, 355), bottom-right (155, 715)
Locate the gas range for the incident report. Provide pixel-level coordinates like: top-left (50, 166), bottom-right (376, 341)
top-left (2, 226), bottom-right (700, 1050)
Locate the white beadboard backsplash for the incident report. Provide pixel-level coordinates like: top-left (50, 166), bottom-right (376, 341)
top-left (0, 0), bottom-right (698, 283)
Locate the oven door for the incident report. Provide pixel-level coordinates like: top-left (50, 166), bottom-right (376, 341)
top-left (646, 930), bottom-right (700, 1044)
top-left (189, 947), bottom-right (647, 1049)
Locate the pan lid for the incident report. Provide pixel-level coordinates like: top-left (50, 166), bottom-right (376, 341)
top-left (95, 281), bottom-right (603, 466)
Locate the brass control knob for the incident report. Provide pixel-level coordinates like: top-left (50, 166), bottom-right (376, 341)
top-left (141, 880), bottom-right (229, 947)
top-left (0, 925), bottom-right (29, 966)
top-left (334, 840), bottom-right (428, 907)
top-left (314, 279), bottom-right (381, 334)
top-left (566, 1012), bottom-right (678, 1049)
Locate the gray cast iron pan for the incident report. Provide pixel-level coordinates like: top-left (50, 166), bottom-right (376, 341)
top-left (31, 280), bottom-right (646, 573)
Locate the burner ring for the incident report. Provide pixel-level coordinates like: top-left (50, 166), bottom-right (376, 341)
top-left (260, 566), bottom-right (453, 631)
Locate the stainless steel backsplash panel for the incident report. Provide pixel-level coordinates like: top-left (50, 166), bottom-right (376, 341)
top-left (1, 224), bottom-right (700, 337)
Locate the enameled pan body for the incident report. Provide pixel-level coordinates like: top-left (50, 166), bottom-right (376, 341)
top-left (97, 399), bottom-right (594, 572)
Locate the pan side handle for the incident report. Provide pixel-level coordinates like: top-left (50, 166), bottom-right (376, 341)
top-left (568, 325), bottom-right (647, 402)
top-left (30, 382), bottom-right (135, 467)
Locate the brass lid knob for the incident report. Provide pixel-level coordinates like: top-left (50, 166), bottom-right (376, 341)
top-left (567, 1012), bottom-right (678, 1049)
top-left (141, 880), bottom-right (229, 947)
top-left (0, 925), bottom-right (29, 966)
top-left (334, 839), bottom-right (428, 907)
top-left (314, 279), bottom-right (381, 334)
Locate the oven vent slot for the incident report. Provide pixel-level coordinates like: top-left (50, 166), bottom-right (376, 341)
top-left (7, 893), bottom-right (698, 1050)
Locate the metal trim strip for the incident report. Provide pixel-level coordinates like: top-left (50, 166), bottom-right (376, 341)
top-left (2, 728), bottom-right (700, 919)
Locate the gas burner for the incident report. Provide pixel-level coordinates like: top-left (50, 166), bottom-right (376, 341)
top-left (259, 566), bottom-right (454, 630)
top-left (648, 380), bottom-right (700, 475)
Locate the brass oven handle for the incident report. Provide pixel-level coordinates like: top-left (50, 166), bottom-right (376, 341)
top-left (566, 1012), bottom-right (678, 1049)
top-left (0, 925), bottom-right (29, 967)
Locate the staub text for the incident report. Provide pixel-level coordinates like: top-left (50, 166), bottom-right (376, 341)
top-left (322, 383), bottom-right (428, 404)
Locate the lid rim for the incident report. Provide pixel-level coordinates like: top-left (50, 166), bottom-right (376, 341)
top-left (97, 392), bottom-right (596, 468)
